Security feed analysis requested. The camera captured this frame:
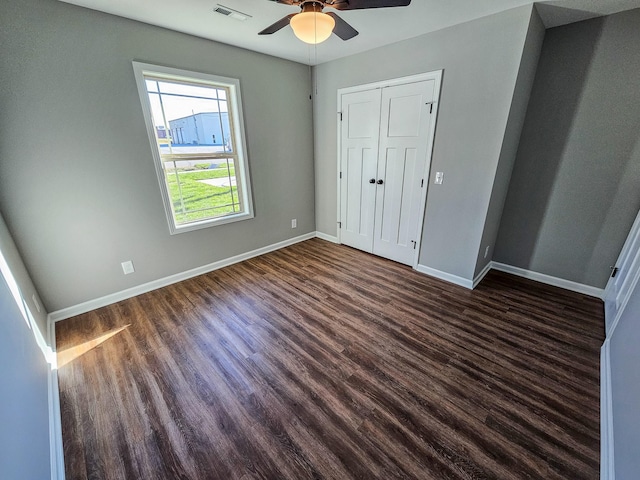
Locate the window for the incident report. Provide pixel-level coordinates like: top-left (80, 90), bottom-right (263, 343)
top-left (132, 62), bottom-right (254, 234)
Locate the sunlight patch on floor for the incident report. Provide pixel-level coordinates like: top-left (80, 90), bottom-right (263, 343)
top-left (57, 325), bottom-right (130, 368)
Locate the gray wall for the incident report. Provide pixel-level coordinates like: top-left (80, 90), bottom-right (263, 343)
top-left (473, 8), bottom-right (545, 277)
top-left (494, 9), bottom-right (640, 288)
top-left (314, 5), bottom-right (536, 281)
top-left (0, 211), bottom-right (48, 338)
top-left (0, 214), bottom-right (51, 479)
top-left (0, 0), bottom-right (315, 312)
top-left (610, 277), bottom-right (640, 479)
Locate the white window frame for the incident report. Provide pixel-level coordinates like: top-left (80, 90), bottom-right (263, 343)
top-left (132, 61), bottom-right (254, 234)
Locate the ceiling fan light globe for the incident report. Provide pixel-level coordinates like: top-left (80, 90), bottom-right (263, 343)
top-left (290, 12), bottom-right (335, 44)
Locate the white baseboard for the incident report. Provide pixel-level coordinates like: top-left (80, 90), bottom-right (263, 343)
top-left (46, 236), bottom-right (604, 322)
top-left (601, 339), bottom-right (615, 480)
top-left (473, 262), bottom-right (493, 288)
top-left (414, 264), bottom-right (474, 289)
top-left (47, 320), bottom-right (65, 480)
top-left (490, 262), bottom-right (604, 299)
top-left (413, 261), bottom-right (606, 298)
top-left (315, 231), bottom-right (339, 243)
top-left (48, 232), bottom-right (316, 323)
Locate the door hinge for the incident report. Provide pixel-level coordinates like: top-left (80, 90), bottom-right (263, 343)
top-left (426, 102), bottom-right (434, 114)
top-left (421, 179), bottom-right (424, 188)
top-left (338, 221), bottom-right (342, 229)
top-left (611, 266), bottom-right (619, 278)
top-left (338, 112), bottom-right (343, 121)
top-left (339, 171), bottom-right (342, 179)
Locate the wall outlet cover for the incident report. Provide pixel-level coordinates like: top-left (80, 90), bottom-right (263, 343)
top-left (121, 260), bottom-right (135, 275)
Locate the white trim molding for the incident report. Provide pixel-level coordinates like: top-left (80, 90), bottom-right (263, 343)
top-left (48, 232), bottom-right (316, 323)
top-left (473, 262), bottom-right (493, 289)
top-left (47, 319), bottom-right (65, 480)
top-left (604, 207), bottom-right (640, 338)
top-left (414, 264), bottom-right (474, 289)
top-left (414, 261), bottom-right (606, 297)
top-left (607, 265), bottom-right (640, 339)
top-left (315, 231), bottom-right (339, 244)
top-left (491, 262), bottom-right (604, 299)
top-left (601, 339), bottom-right (615, 480)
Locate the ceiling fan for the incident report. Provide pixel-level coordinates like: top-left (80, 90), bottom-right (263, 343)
top-left (259, 0), bottom-right (412, 44)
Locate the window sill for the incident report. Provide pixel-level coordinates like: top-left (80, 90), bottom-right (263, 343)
top-left (169, 210), bottom-right (254, 235)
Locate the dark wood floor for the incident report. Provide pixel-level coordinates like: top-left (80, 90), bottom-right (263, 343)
top-left (56, 238), bottom-right (605, 480)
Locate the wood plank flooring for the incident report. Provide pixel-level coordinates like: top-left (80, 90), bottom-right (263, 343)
top-left (56, 238), bottom-right (605, 480)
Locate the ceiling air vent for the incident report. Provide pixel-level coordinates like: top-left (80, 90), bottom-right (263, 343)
top-left (213, 5), bottom-right (251, 21)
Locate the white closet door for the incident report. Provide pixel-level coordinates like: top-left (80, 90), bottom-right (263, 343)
top-left (339, 89), bottom-right (382, 253)
top-left (372, 80), bottom-right (435, 265)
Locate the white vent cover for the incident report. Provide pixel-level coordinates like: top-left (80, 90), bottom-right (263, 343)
top-left (213, 5), bottom-right (251, 21)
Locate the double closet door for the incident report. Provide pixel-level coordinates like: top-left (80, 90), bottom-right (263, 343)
top-left (339, 76), bottom-right (439, 266)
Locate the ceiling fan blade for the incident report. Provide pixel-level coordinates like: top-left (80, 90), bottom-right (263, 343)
top-left (267, 0), bottom-right (298, 5)
top-left (258, 14), bottom-right (296, 35)
top-left (326, 12), bottom-right (359, 40)
top-left (327, 0), bottom-right (411, 10)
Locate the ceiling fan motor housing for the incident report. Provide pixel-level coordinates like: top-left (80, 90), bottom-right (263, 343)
top-left (300, 1), bottom-right (325, 13)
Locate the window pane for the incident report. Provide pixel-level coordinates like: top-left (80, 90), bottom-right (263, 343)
top-left (156, 94), bottom-right (232, 154)
top-left (145, 80), bottom-right (159, 92)
top-left (158, 81), bottom-right (218, 99)
top-left (148, 93), bottom-right (164, 127)
top-left (162, 95), bottom-right (220, 118)
top-left (214, 100), bottom-right (233, 152)
top-left (147, 93), bottom-right (173, 150)
top-left (163, 158), bottom-right (240, 225)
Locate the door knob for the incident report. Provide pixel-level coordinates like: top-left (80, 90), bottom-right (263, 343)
top-left (377, 179), bottom-right (384, 185)
top-left (369, 178), bottom-right (376, 184)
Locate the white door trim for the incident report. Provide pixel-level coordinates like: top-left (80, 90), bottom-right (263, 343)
top-left (604, 207), bottom-right (640, 338)
top-left (336, 70), bottom-right (443, 267)
top-left (600, 338), bottom-right (615, 480)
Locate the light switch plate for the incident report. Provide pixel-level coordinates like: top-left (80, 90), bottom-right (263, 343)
top-left (435, 172), bottom-right (444, 184)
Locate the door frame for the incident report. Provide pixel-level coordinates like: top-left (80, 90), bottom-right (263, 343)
top-left (604, 207), bottom-right (640, 337)
top-left (336, 70), bottom-right (443, 268)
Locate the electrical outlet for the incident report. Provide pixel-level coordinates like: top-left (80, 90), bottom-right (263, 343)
top-left (291, 218), bottom-right (297, 229)
top-left (435, 172), bottom-right (444, 184)
top-left (121, 260), bottom-right (135, 275)
top-left (484, 246), bottom-right (490, 258)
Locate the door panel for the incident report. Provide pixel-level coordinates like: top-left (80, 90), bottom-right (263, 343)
top-left (344, 147), bottom-right (376, 241)
top-left (348, 102), bottom-right (377, 138)
top-left (374, 146), bottom-right (419, 263)
top-left (340, 90), bottom-right (381, 252)
top-left (373, 81), bottom-right (435, 265)
top-left (387, 95), bottom-right (423, 138)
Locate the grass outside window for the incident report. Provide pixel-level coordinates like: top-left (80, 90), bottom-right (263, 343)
top-left (165, 162), bottom-right (239, 224)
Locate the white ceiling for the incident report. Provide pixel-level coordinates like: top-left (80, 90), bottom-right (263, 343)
top-left (58, 0), bottom-right (640, 65)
